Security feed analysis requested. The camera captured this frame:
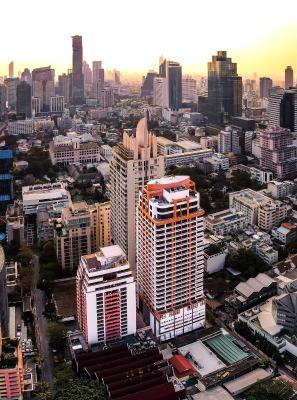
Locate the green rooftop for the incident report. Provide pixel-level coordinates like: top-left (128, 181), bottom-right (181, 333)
top-left (204, 334), bottom-right (249, 365)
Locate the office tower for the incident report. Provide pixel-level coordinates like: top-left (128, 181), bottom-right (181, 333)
top-left (77, 244), bottom-right (136, 345)
top-left (97, 87), bottom-right (114, 108)
top-left (137, 176), bottom-right (205, 341)
top-left (114, 69), bottom-right (121, 85)
top-left (32, 66), bottom-right (55, 112)
top-left (31, 97), bottom-right (40, 115)
top-left (141, 71), bottom-right (158, 98)
top-left (285, 66), bottom-right (294, 89)
top-left (158, 58), bottom-right (182, 110)
top-left (82, 61), bottom-right (92, 85)
top-left (259, 77), bottom-right (273, 98)
top-left (182, 75), bottom-right (197, 103)
top-left (8, 61), bottom-right (14, 78)
top-left (159, 56), bottom-right (166, 77)
top-left (268, 88), bottom-right (297, 132)
top-left (92, 61), bottom-right (104, 86)
top-left (0, 85), bottom-right (7, 119)
top-left (72, 35), bottom-right (84, 105)
top-left (208, 50), bottom-right (242, 125)
top-left (0, 150), bottom-right (13, 214)
top-left (21, 68), bottom-right (31, 83)
top-left (16, 81), bottom-right (32, 117)
top-left (110, 115), bottom-right (165, 270)
top-left (4, 78), bottom-right (20, 108)
top-left (153, 77), bottom-right (167, 107)
top-left (0, 245), bottom-right (8, 336)
top-left (0, 339), bottom-right (24, 399)
top-left (58, 73), bottom-right (71, 103)
top-left (50, 96), bottom-right (64, 113)
top-left (259, 127), bottom-right (297, 179)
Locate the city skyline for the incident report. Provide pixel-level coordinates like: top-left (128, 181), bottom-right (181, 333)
top-left (1, 0), bottom-right (297, 80)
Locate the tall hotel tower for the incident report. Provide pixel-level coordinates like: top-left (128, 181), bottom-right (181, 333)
top-left (110, 115), bottom-right (165, 270)
top-left (137, 176), bottom-right (205, 341)
top-left (72, 35), bottom-right (84, 105)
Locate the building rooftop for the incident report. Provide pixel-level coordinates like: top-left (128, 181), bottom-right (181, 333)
top-left (192, 386), bottom-right (234, 400)
top-left (223, 368), bottom-right (272, 395)
top-left (82, 245), bottom-right (127, 273)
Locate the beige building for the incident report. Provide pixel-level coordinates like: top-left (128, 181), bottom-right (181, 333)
top-left (89, 202), bottom-right (111, 252)
top-left (110, 115), bottom-right (165, 270)
top-left (54, 201), bottom-right (111, 270)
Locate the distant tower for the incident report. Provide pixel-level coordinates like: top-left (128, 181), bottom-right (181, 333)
top-left (208, 50), bottom-right (242, 125)
top-left (72, 35), bottom-right (84, 105)
top-left (9, 62), bottom-right (14, 79)
top-left (16, 81), bottom-right (32, 117)
top-left (259, 77), bottom-right (273, 98)
top-left (285, 66), bottom-right (294, 89)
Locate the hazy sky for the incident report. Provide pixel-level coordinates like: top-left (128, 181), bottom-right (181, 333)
top-left (1, 0), bottom-right (297, 80)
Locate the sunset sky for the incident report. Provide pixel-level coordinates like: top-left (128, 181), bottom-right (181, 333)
top-left (1, 0), bottom-right (297, 80)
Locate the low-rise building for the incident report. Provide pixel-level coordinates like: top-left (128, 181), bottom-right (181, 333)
top-left (0, 340), bottom-right (24, 400)
top-left (205, 209), bottom-right (246, 236)
top-left (22, 182), bottom-right (71, 215)
top-left (267, 180), bottom-right (297, 199)
top-left (8, 119), bottom-right (34, 135)
top-left (76, 245), bottom-right (136, 345)
top-left (5, 201), bottom-right (25, 247)
top-left (203, 153), bottom-right (229, 172)
top-left (99, 144), bottom-right (113, 162)
top-left (272, 223), bottom-right (297, 245)
top-left (272, 292), bottom-right (297, 333)
top-left (165, 148), bottom-right (213, 167)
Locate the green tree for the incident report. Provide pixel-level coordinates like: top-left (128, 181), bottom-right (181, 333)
top-left (35, 381), bottom-right (53, 400)
top-left (245, 378), bottom-right (297, 400)
top-left (46, 323), bottom-right (66, 352)
top-left (227, 248), bottom-right (269, 279)
top-left (16, 245), bottom-right (33, 267)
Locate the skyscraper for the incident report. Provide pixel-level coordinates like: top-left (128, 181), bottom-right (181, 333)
top-left (268, 88), bottom-right (297, 132)
top-left (208, 51), bottom-right (242, 125)
top-left (0, 150), bottom-right (13, 214)
top-left (285, 66), bottom-right (294, 89)
top-left (259, 77), bottom-right (273, 98)
top-left (182, 75), bottom-right (197, 103)
top-left (76, 245), bottom-right (136, 345)
top-left (141, 71), bottom-right (158, 99)
top-left (159, 59), bottom-right (182, 110)
top-left (4, 78), bottom-right (19, 109)
top-left (92, 61), bottom-right (104, 98)
top-left (8, 61), bottom-right (14, 79)
top-left (21, 68), bottom-right (31, 83)
top-left (72, 35), bottom-right (84, 105)
top-left (110, 115), bottom-right (165, 270)
top-left (0, 85), bottom-right (7, 119)
top-left (32, 66), bottom-right (55, 112)
top-left (16, 81), bottom-right (32, 117)
top-left (137, 176), bottom-right (205, 341)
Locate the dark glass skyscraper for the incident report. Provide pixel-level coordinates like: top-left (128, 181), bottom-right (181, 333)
top-left (158, 58), bottom-right (182, 110)
top-left (280, 88), bottom-right (297, 132)
top-left (72, 35), bottom-right (84, 105)
top-left (208, 51), bottom-right (242, 125)
top-left (260, 77), bottom-right (273, 99)
top-left (0, 150), bottom-right (13, 214)
top-left (16, 81), bottom-right (32, 117)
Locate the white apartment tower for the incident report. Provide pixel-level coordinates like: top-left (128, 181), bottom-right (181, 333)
top-left (137, 176), bottom-right (205, 341)
top-left (76, 245), bottom-right (136, 345)
top-left (110, 115), bottom-right (165, 270)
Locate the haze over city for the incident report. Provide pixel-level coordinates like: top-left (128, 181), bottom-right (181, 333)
top-left (1, 0), bottom-right (297, 79)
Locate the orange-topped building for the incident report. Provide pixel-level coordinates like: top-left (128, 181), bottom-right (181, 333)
top-left (137, 176), bottom-right (205, 341)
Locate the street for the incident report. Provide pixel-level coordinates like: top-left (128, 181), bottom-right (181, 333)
top-left (31, 254), bottom-right (54, 383)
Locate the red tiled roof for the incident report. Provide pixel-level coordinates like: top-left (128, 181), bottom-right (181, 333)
top-left (169, 355), bottom-right (196, 378)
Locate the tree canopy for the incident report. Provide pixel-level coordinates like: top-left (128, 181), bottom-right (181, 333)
top-left (46, 323), bottom-right (66, 353)
top-left (245, 378), bottom-right (297, 400)
top-left (227, 248), bottom-right (269, 279)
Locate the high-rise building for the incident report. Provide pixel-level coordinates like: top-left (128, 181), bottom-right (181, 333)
top-left (218, 126), bottom-right (241, 154)
top-left (153, 77), bottom-right (167, 107)
top-left (208, 51), bottom-right (242, 125)
top-left (0, 245), bottom-right (8, 336)
top-left (76, 245), bottom-right (136, 345)
top-left (259, 127), bottom-right (297, 179)
top-left (137, 176), bottom-right (205, 341)
top-left (72, 35), bottom-right (84, 105)
top-left (0, 150), bottom-right (13, 214)
top-left (141, 71), bottom-right (158, 98)
top-left (50, 95), bottom-right (64, 113)
top-left (259, 77), bottom-right (273, 98)
top-left (182, 75), bottom-right (197, 103)
top-left (285, 66), bottom-right (294, 89)
top-left (89, 202), bottom-right (112, 252)
top-left (32, 66), bottom-right (55, 112)
top-left (4, 78), bottom-right (20, 109)
top-left (158, 59), bottom-right (182, 110)
top-left (97, 87), bottom-right (114, 108)
top-left (16, 81), bottom-right (32, 117)
top-left (92, 61), bottom-right (104, 98)
top-left (114, 69), bottom-right (121, 85)
top-left (54, 202), bottom-right (92, 270)
top-left (8, 61), bottom-right (14, 79)
top-left (21, 68), bottom-right (31, 83)
top-left (268, 88), bottom-right (297, 132)
top-left (82, 61), bottom-right (92, 85)
top-left (0, 85), bottom-right (7, 119)
top-left (57, 73), bottom-right (71, 103)
top-left (110, 115), bottom-right (165, 270)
